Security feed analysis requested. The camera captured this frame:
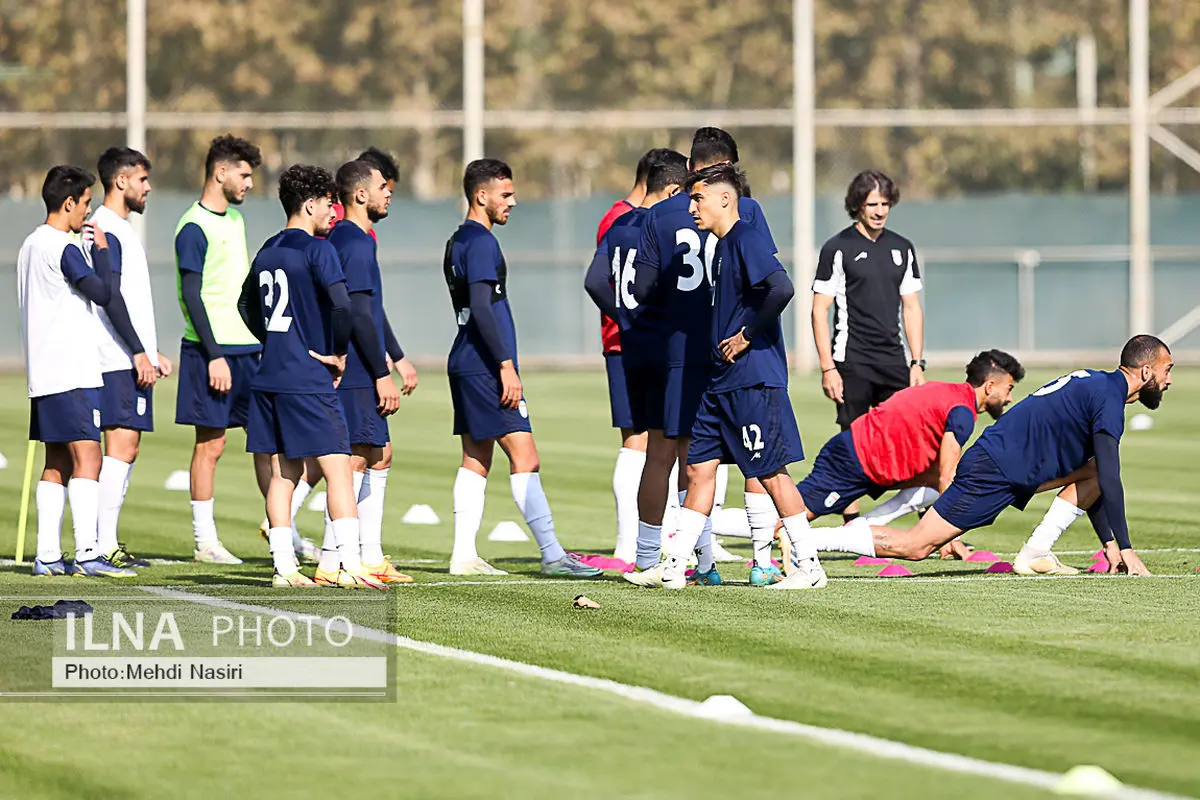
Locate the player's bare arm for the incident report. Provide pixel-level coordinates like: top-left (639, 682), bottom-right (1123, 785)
top-left (901, 293), bottom-right (925, 387)
top-left (812, 293), bottom-right (844, 403)
top-left (498, 360), bottom-right (522, 409)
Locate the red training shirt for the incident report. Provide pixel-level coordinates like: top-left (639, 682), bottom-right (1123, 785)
top-left (595, 199), bottom-right (635, 354)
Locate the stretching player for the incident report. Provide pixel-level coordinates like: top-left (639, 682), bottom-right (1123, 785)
top-left (175, 134), bottom-right (264, 565)
top-left (328, 160), bottom-right (411, 584)
top-left (91, 147), bottom-right (172, 570)
top-left (239, 164), bottom-right (383, 589)
top-left (818, 335), bottom-right (1172, 576)
top-left (445, 159), bottom-right (600, 578)
top-left (627, 164), bottom-right (826, 590)
top-left (19, 166), bottom-right (129, 577)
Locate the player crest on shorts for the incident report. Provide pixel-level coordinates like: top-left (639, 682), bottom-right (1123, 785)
top-left (137, 397), bottom-right (147, 416)
top-left (825, 491), bottom-right (841, 508)
top-left (518, 399), bottom-right (528, 419)
top-left (891, 249), bottom-right (903, 266)
top-left (92, 408), bottom-right (101, 428)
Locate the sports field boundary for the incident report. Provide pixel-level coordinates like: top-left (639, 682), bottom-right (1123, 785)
top-left (140, 586), bottom-right (1189, 800)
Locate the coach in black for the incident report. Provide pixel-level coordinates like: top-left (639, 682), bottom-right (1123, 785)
top-left (812, 170), bottom-right (925, 516)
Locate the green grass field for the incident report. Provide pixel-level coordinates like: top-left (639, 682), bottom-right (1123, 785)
top-left (0, 368), bottom-right (1197, 799)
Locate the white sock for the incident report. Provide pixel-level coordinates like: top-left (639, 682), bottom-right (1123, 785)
top-left (664, 507), bottom-right (707, 576)
top-left (318, 509), bottom-right (340, 573)
top-left (612, 448), bottom-right (645, 562)
top-left (825, 517), bottom-right (876, 556)
top-left (35, 481), bottom-right (66, 563)
top-left (510, 472), bottom-right (566, 562)
top-left (713, 465), bottom-right (729, 511)
top-left (781, 513), bottom-right (817, 562)
top-left (353, 470), bottom-right (366, 502)
top-left (679, 490), bottom-right (715, 572)
top-left (452, 468), bottom-right (487, 564)
top-left (332, 517), bottom-right (362, 571)
top-left (359, 468), bottom-right (388, 565)
top-left (635, 520), bottom-right (662, 570)
top-left (746, 492), bottom-right (779, 569)
top-left (68, 478), bottom-right (101, 562)
top-left (862, 486), bottom-right (940, 525)
top-left (96, 457), bottom-right (132, 555)
top-left (661, 469), bottom-right (681, 542)
top-left (191, 498), bottom-right (218, 548)
top-left (1024, 497), bottom-right (1086, 554)
top-left (710, 507), bottom-right (750, 537)
top-left (268, 526), bottom-right (297, 574)
top-left (289, 479), bottom-right (313, 550)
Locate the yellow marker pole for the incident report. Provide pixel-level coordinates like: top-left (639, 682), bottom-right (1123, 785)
top-left (15, 440), bottom-right (36, 564)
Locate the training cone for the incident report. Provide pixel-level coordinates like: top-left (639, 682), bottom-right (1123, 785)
top-left (853, 556), bottom-right (891, 566)
top-left (306, 491), bottom-right (327, 513)
top-left (986, 561), bottom-right (1014, 573)
top-left (0, 451), bottom-right (8, 469)
top-left (696, 695), bottom-right (754, 720)
top-left (877, 564), bottom-right (914, 577)
top-left (965, 550), bottom-right (998, 562)
top-left (1055, 764), bottom-right (1122, 796)
top-left (164, 470), bottom-right (190, 491)
top-left (401, 503), bottom-right (440, 525)
top-left (1087, 559), bottom-right (1109, 573)
top-left (487, 521), bottom-right (530, 542)
top-left (575, 554), bottom-right (633, 572)
top-left (1090, 550), bottom-right (1105, 561)
top-left (1128, 413), bottom-right (1154, 432)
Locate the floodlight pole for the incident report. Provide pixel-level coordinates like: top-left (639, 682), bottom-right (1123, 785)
top-left (126, 0), bottom-right (147, 239)
top-left (1129, 0), bottom-right (1151, 336)
top-left (463, 0), bottom-right (485, 165)
top-left (792, 0), bottom-right (816, 372)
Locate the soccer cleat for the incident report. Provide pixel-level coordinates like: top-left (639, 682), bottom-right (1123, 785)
top-left (72, 555), bottom-right (137, 578)
top-left (687, 566), bottom-right (723, 586)
top-left (313, 566), bottom-right (344, 587)
top-left (257, 518), bottom-right (269, 541)
top-left (749, 564), bottom-right (783, 586)
top-left (108, 544), bottom-right (150, 569)
top-left (449, 557), bottom-right (508, 576)
top-left (32, 557), bottom-right (71, 577)
top-left (622, 564), bottom-right (687, 589)
top-left (774, 523), bottom-right (794, 576)
top-left (767, 556), bottom-right (828, 590)
top-left (710, 539), bottom-right (742, 563)
top-left (294, 536), bottom-right (320, 564)
top-left (194, 542), bottom-right (243, 565)
top-left (1014, 550), bottom-right (1080, 576)
top-left (541, 554), bottom-right (603, 579)
top-left (338, 568), bottom-right (389, 590)
top-left (364, 556), bottom-right (414, 584)
top-left (272, 570), bottom-right (318, 588)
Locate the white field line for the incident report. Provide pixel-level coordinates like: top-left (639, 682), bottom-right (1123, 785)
top-left (0, 558), bottom-right (187, 568)
top-left (140, 586), bottom-right (1187, 800)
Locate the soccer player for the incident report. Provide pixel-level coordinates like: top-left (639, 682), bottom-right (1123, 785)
top-left (175, 134), bottom-right (264, 565)
top-left (327, 160), bottom-right (411, 585)
top-left (627, 164), bottom-right (827, 590)
top-left (19, 166), bottom-right (130, 577)
top-left (444, 158), bottom-right (600, 578)
top-left (91, 147), bottom-right (171, 571)
top-left (594, 148), bottom-right (676, 563)
top-left (813, 170), bottom-right (925, 523)
top-left (800, 351), bottom-right (1021, 532)
top-left (817, 335), bottom-right (1173, 577)
top-left (238, 164), bottom-right (384, 589)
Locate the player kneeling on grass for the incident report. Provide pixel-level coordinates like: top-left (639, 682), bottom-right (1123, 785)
top-left (237, 164), bottom-right (385, 589)
top-left (626, 164), bottom-right (826, 590)
top-left (817, 335), bottom-right (1172, 576)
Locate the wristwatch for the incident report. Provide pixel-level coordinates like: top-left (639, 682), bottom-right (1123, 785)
top-left (910, 359), bottom-right (926, 370)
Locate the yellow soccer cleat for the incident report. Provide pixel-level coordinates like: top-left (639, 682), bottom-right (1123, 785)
top-left (272, 570), bottom-right (318, 588)
top-left (337, 567), bottom-right (389, 590)
top-left (363, 556), bottom-right (414, 584)
top-left (313, 566), bottom-right (344, 588)
top-left (1013, 550), bottom-right (1080, 576)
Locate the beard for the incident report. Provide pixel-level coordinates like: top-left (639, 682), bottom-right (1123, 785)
top-left (367, 204), bottom-right (389, 223)
top-left (1138, 381), bottom-right (1164, 409)
top-left (223, 186), bottom-right (245, 206)
top-left (984, 399), bottom-right (1006, 420)
top-left (127, 194), bottom-right (147, 214)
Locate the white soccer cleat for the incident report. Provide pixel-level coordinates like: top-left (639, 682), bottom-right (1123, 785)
top-left (272, 570), bottom-right (318, 588)
top-left (710, 539), bottom-right (742, 563)
top-left (449, 557), bottom-right (508, 576)
top-left (622, 564), bottom-right (686, 589)
top-left (194, 542), bottom-right (243, 565)
top-left (1013, 549), bottom-right (1079, 576)
top-left (767, 556), bottom-right (828, 590)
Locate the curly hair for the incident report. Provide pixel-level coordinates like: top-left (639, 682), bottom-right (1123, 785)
top-left (278, 164), bottom-right (335, 217)
top-left (205, 134), bottom-right (262, 178)
top-left (844, 170), bottom-right (899, 218)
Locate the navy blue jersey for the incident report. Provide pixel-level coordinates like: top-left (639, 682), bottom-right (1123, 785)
top-left (601, 208), bottom-right (667, 367)
top-left (634, 194), bottom-right (777, 367)
top-left (976, 369), bottom-right (1128, 488)
top-left (328, 222), bottom-right (384, 390)
top-left (248, 229), bottom-right (346, 394)
top-left (444, 220), bottom-right (519, 376)
top-left (709, 221), bottom-right (789, 393)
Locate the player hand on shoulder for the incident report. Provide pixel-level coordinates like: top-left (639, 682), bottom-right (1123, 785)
top-left (498, 360), bottom-right (522, 409)
top-left (208, 357), bottom-right (232, 393)
top-left (83, 221), bottom-right (107, 249)
top-left (375, 374), bottom-right (401, 416)
top-left (1116, 548), bottom-right (1151, 576)
top-left (156, 353), bottom-right (173, 378)
top-left (132, 352), bottom-right (157, 388)
top-left (308, 350), bottom-right (347, 388)
top-left (394, 356), bottom-right (419, 395)
top-left (718, 328), bottom-right (750, 363)
top-left (821, 365), bottom-right (845, 404)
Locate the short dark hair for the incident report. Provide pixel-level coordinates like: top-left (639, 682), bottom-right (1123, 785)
top-left (685, 163), bottom-right (746, 198)
top-left (690, 127), bottom-right (739, 168)
top-left (205, 134), bottom-right (262, 178)
top-left (1120, 334), bottom-right (1170, 369)
top-left (965, 349), bottom-right (1025, 387)
top-left (634, 147), bottom-right (678, 185)
top-left (279, 164), bottom-right (336, 217)
top-left (645, 150), bottom-right (689, 195)
top-left (844, 170), bottom-right (900, 218)
top-left (335, 160), bottom-right (378, 205)
top-left (41, 165), bottom-right (95, 213)
top-left (97, 147), bottom-right (151, 192)
top-left (356, 147), bottom-right (399, 183)
top-left (463, 158), bottom-right (512, 200)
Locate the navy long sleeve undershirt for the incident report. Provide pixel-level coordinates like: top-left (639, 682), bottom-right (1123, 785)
top-left (1093, 432), bottom-right (1130, 549)
top-left (181, 271), bottom-right (222, 361)
top-left (468, 281), bottom-right (512, 365)
top-left (93, 235), bottom-right (144, 356)
top-left (583, 248), bottom-right (620, 321)
top-left (328, 281), bottom-right (352, 356)
top-left (350, 292), bottom-right (390, 380)
top-left (237, 272), bottom-right (266, 345)
top-left (62, 243), bottom-right (112, 306)
top-left (382, 312), bottom-right (404, 361)
top-left (743, 270), bottom-right (794, 341)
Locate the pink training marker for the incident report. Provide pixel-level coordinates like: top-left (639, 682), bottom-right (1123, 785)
top-left (854, 556), bottom-right (891, 566)
top-left (986, 561), bottom-right (1014, 573)
top-left (965, 550), bottom-right (998, 563)
top-left (1087, 559), bottom-right (1109, 573)
top-left (1091, 550), bottom-right (1106, 562)
top-left (575, 554), bottom-right (635, 573)
top-left (877, 564), bottom-right (914, 577)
